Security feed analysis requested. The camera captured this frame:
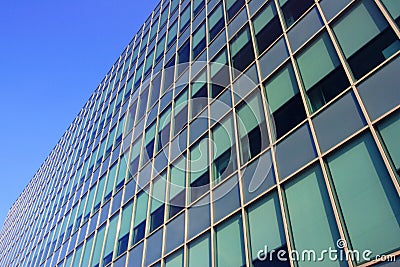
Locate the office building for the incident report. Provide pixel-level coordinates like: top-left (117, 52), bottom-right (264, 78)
top-left (1, 0), bottom-right (400, 266)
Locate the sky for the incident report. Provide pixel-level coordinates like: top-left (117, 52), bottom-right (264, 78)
top-left (0, 0), bottom-right (159, 228)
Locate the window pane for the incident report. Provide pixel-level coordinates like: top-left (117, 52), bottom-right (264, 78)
top-left (180, 6), bottom-right (191, 32)
top-left (241, 150), bottom-right (275, 203)
top-left (358, 57), bottom-right (400, 120)
top-left (145, 229), bottom-right (163, 266)
top-left (278, 0), bottom-right (314, 27)
top-left (213, 176), bottom-right (241, 223)
top-left (165, 213), bottom-right (185, 254)
top-left (296, 33), bottom-right (349, 112)
top-left (103, 215), bottom-right (119, 265)
top-left (382, 0), bottom-right (400, 26)
top-left (209, 4), bottom-right (225, 41)
top-left (236, 91), bottom-right (269, 165)
top-left (327, 134), bottom-right (400, 264)
top-left (312, 92), bottom-right (366, 153)
top-left (265, 63), bottom-right (306, 139)
top-left (226, 0), bottom-right (245, 20)
top-left (332, 0), bottom-right (399, 79)
top-left (165, 249), bottom-right (183, 267)
top-left (190, 136), bottom-right (210, 202)
top-left (188, 195), bottom-right (211, 239)
top-left (230, 25), bottom-right (255, 72)
top-left (215, 214), bottom-right (246, 267)
top-left (247, 191), bottom-right (289, 266)
top-left (188, 233), bottom-right (211, 267)
top-left (276, 123), bottom-right (317, 179)
top-left (90, 226), bottom-right (106, 267)
top-left (252, 1), bottom-right (282, 54)
top-left (193, 23), bottom-right (206, 59)
top-left (284, 165), bottom-right (344, 267)
top-left (212, 114), bottom-right (237, 183)
top-left (378, 111), bottom-right (400, 175)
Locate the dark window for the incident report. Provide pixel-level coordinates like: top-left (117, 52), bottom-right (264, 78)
top-left (150, 205), bottom-right (165, 232)
top-left (264, 64), bottom-right (306, 139)
top-left (209, 4), bottom-right (225, 41)
top-left (296, 33), bottom-right (350, 112)
top-left (253, 1), bottom-right (282, 54)
top-left (103, 252), bottom-right (113, 266)
top-left (210, 48), bottom-right (230, 98)
top-left (132, 221), bottom-right (146, 245)
top-left (117, 234), bottom-right (129, 257)
top-left (169, 190), bottom-right (186, 218)
top-left (230, 26), bottom-right (255, 72)
top-left (226, 0), bottom-right (246, 21)
top-left (279, 0), bottom-right (315, 28)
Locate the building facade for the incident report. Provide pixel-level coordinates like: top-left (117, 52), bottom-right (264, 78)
top-left (1, 0), bottom-right (400, 266)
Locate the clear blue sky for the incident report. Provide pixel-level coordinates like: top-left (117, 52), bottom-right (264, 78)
top-left (0, 0), bottom-right (159, 227)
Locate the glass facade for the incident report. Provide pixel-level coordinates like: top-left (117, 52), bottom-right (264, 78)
top-left (0, 0), bottom-right (399, 266)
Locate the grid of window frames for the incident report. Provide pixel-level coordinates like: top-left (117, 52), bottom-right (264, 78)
top-left (0, 0), bottom-right (399, 266)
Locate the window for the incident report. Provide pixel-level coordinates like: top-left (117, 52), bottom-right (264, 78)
top-left (252, 1), bottom-right (282, 54)
top-left (144, 229), bottom-right (163, 266)
top-left (332, 0), bottom-right (399, 80)
top-left (215, 214), bottom-right (246, 267)
top-left (193, 0), bottom-right (204, 17)
top-left (90, 226), bottom-right (106, 267)
top-left (209, 4), bottom-right (225, 41)
top-left (327, 134), bottom-right (400, 264)
top-left (212, 114), bottom-right (237, 183)
top-left (264, 63), bottom-right (306, 139)
top-left (132, 192), bottom-right (149, 245)
top-left (188, 234), bottom-right (211, 267)
top-left (230, 25), bottom-right (255, 72)
top-left (241, 150), bottom-right (275, 203)
top-left (116, 202), bottom-right (133, 257)
top-left (129, 139), bottom-right (141, 176)
top-left (358, 57), bottom-right (400, 121)
top-left (296, 33), bottom-right (350, 112)
top-left (180, 6), bottom-right (191, 32)
top-left (226, 0), bottom-right (245, 21)
top-left (80, 236), bottom-right (94, 266)
top-left (382, 0), bottom-right (400, 26)
top-left (102, 215), bottom-right (118, 266)
top-left (165, 249), bottom-right (184, 267)
top-left (192, 23), bottom-right (206, 59)
top-left (156, 106), bottom-right (172, 152)
top-left (173, 89), bottom-right (188, 136)
top-left (178, 41), bottom-right (190, 65)
top-left (312, 92), bottom-right (366, 153)
top-left (143, 122), bottom-right (156, 162)
top-left (188, 195), bottom-right (211, 239)
top-left (191, 70), bottom-right (208, 118)
top-left (236, 90), bottom-right (269, 165)
top-left (378, 111), bottom-right (400, 176)
top-left (165, 213), bottom-right (185, 254)
top-left (149, 176), bottom-right (166, 232)
top-left (276, 123), bottom-right (317, 179)
top-left (169, 156), bottom-right (186, 218)
top-left (210, 48), bottom-right (230, 98)
top-left (190, 136), bottom-right (210, 202)
top-left (213, 176), bottom-right (240, 222)
top-left (284, 165), bottom-right (344, 267)
top-left (167, 20), bottom-right (178, 48)
top-left (278, 0), bottom-right (314, 28)
top-left (155, 36), bottom-right (166, 62)
top-left (247, 191), bottom-right (289, 266)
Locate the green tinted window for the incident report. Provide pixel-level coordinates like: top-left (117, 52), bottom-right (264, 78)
top-left (247, 191), bottom-right (286, 262)
top-left (284, 166), bottom-right (343, 267)
top-left (188, 234), bottom-right (211, 267)
top-left (297, 33), bottom-right (340, 90)
top-left (327, 134), bottom-right (400, 264)
top-left (379, 112), bottom-right (400, 173)
top-left (215, 215), bottom-right (245, 266)
top-left (134, 192), bottom-right (149, 227)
